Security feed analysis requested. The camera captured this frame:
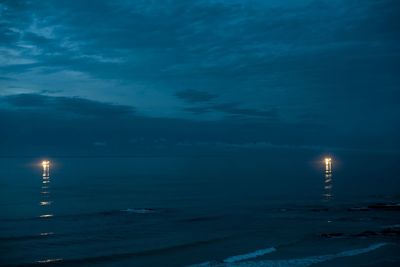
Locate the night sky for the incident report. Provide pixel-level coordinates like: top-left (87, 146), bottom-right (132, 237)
top-left (1, 0), bottom-right (399, 156)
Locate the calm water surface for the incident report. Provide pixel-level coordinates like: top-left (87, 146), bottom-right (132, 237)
top-left (1, 152), bottom-right (399, 266)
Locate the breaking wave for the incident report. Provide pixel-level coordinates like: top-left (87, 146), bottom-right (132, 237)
top-left (189, 243), bottom-right (389, 267)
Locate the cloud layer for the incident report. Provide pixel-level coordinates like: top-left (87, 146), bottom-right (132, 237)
top-left (0, 93), bottom-right (398, 156)
top-left (0, 0), bottom-right (399, 155)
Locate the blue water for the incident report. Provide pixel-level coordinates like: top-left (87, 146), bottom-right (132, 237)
top-left (1, 152), bottom-right (399, 266)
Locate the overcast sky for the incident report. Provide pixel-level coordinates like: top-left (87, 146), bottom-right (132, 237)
top-left (0, 0), bottom-right (399, 156)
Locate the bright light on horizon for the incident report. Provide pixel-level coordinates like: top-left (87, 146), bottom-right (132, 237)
top-left (42, 160), bottom-right (50, 168)
top-left (324, 157), bottom-right (332, 173)
top-left (42, 160), bottom-right (50, 178)
top-left (324, 157), bottom-right (332, 164)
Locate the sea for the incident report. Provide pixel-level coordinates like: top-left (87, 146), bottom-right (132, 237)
top-left (1, 150), bottom-right (399, 266)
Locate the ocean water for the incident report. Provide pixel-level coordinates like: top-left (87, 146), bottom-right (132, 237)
top-left (1, 151), bottom-right (399, 266)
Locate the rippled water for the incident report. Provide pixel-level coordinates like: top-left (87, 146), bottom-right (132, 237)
top-left (1, 153), bottom-right (399, 266)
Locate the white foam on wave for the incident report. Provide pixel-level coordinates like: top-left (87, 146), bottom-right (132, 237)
top-left (187, 247), bottom-right (276, 267)
top-left (37, 258), bottom-right (63, 264)
top-left (223, 247), bottom-right (276, 263)
top-left (122, 208), bottom-right (155, 214)
top-left (189, 243), bottom-right (389, 267)
top-left (336, 243), bottom-right (387, 257)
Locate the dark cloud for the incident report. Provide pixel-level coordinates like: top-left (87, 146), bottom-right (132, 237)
top-left (0, 76), bottom-right (15, 81)
top-left (0, 94), bottom-right (398, 156)
top-left (175, 89), bottom-right (218, 103)
top-left (2, 0), bottom-right (399, 83)
top-left (185, 102), bottom-right (277, 119)
top-left (211, 103), bottom-right (277, 118)
top-left (0, 27), bottom-right (20, 44)
top-left (3, 93), bottom-right (47, 107)
top-left (23, 32), bottom-right (52, 46)
top-left (1, 94), bottom-right (135, 117)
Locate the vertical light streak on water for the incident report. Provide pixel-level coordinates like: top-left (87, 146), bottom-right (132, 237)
top-left (324, 158), bottom-right (333, 200)
top-left (40, 161), bottom-right (53, 218)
